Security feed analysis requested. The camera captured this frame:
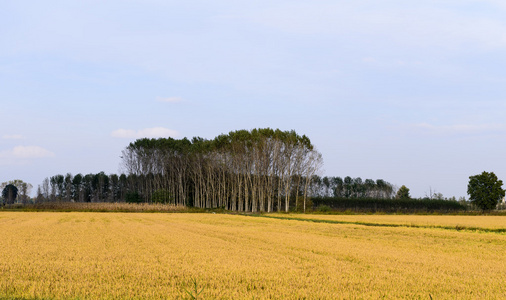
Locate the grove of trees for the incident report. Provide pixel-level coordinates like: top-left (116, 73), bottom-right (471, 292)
top-left (36, 128), bottom-right (324, 212)
top-left (120, 128), bottom-right (323, 212)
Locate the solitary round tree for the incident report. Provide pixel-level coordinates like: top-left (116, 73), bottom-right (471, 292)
top-left (395, 185), bottom-right (411, 200)
top-left (467, 171), bottom-right (505, 212)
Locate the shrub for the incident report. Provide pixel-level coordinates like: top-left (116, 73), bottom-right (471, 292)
top-left (317, 205), bottom-right (332, 212)
top-left (125, 192), bottom-right (143, 203)
top-left (151, 189), bottom-right (173, 204)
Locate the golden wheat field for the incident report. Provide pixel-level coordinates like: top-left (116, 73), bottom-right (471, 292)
top-left (0, 212), bottom-right (505, 299)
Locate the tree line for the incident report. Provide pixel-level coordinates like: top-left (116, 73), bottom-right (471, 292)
top-left (33, 173), bottom-right (398, 210)
top-left (31, 128), bottom-right (400, 212)
top-left (36, 172), bottom-right (138, 204)
top-left (310, 176), bottom-right (395, 199)
top-left (35, 128), bottom-right (323, 212)
top-left (5, 129), bottom-right (505, 212)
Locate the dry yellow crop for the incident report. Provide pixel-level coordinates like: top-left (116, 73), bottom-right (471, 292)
top-left (24, 202), bottom-right (188, 212)
top-left (0, 212), bottom-right (505, 299)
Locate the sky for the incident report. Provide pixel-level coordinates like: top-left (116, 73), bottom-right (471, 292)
top-left (1, 0), bottom-right (506, 198)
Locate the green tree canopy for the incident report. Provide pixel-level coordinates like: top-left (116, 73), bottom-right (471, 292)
top-left (467, 171), bottom-right (505, 211)
top-left (120, 128), bottom-right (322, 212)
top-left (395, 185), bottom-right (411, 200)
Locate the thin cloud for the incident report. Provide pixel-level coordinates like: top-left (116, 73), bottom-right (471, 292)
top-left (111, 127), bottom-right (179, 139)
top-left (0, 146), bottom-right (55, 159)
top-left (156, 97), bottom-right (184, 103)
top-left (2, 134), bottom-right (24, 140)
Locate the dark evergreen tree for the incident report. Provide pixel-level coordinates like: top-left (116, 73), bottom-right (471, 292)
top-left (2, 184), bottom-right (18, 205)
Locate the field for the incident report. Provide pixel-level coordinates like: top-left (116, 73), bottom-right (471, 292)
top-left (267, 213), bottom-right (506, 231)
top-left (0, 212), bottom-right (505, 299)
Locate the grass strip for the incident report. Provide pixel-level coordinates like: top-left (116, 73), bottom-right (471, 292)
top-left (252, 214), bottom-right (506, 234)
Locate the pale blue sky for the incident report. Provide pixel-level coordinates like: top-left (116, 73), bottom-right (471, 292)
top-left (2, 1), bottom-right (506, 198)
